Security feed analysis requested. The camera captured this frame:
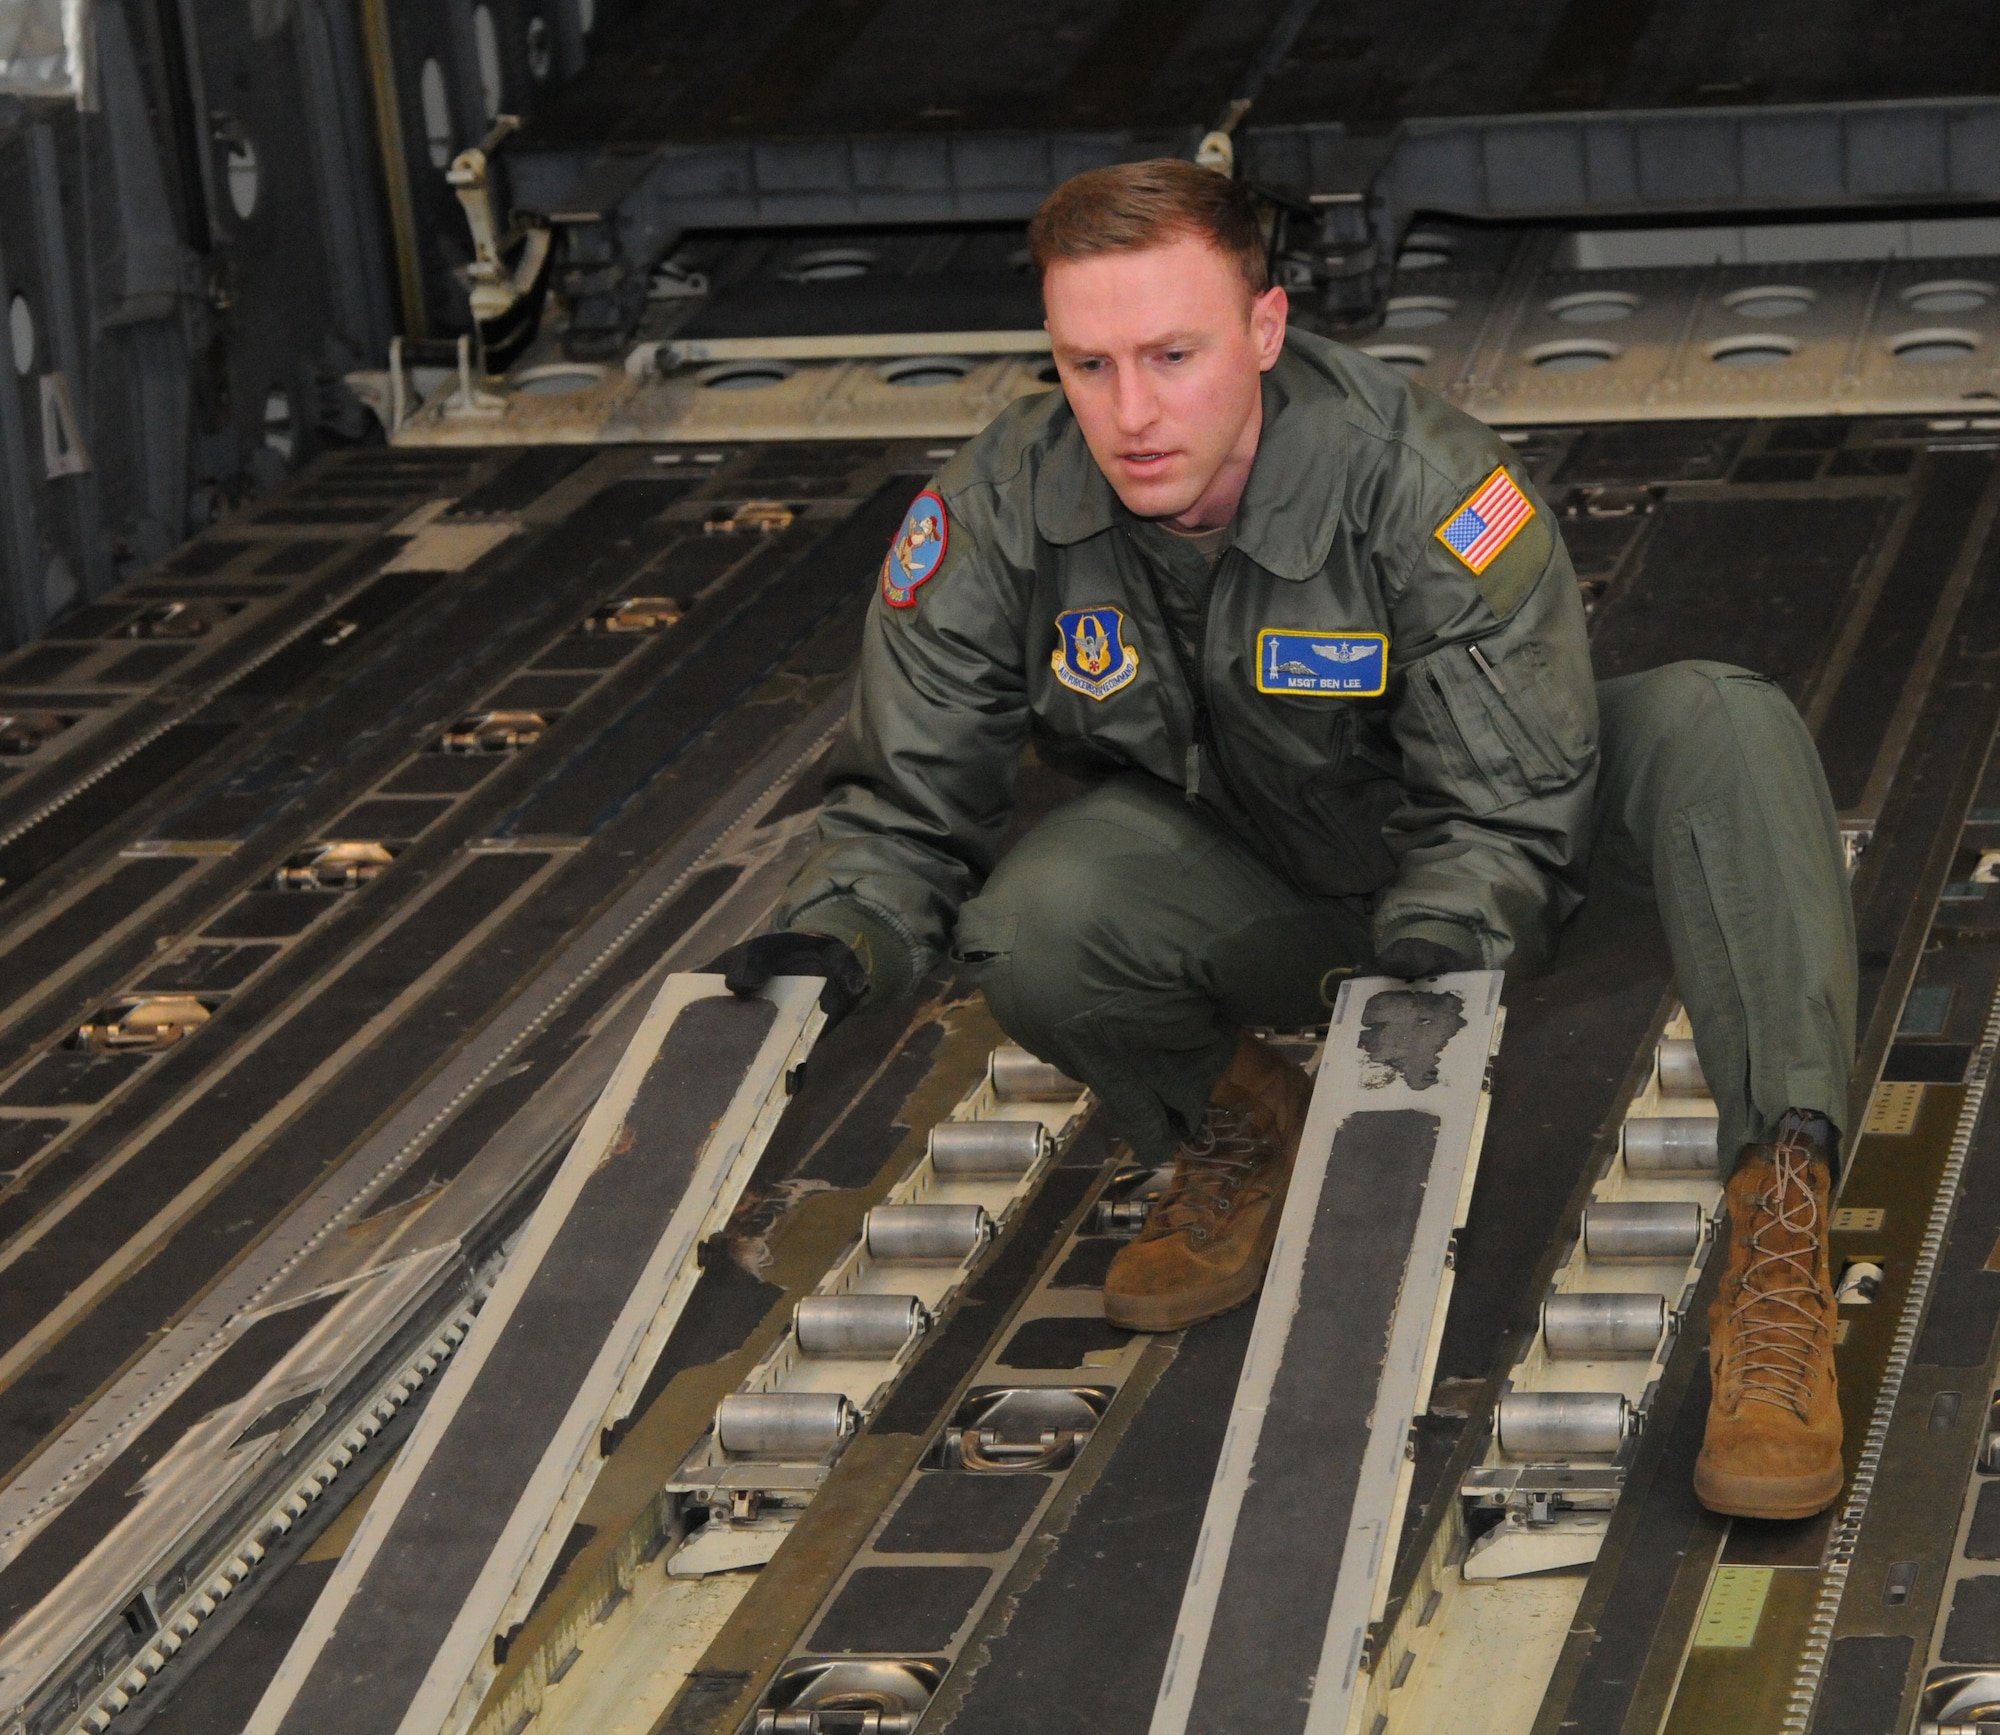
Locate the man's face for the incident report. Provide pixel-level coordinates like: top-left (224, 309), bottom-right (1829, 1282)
top-left (1043, 233), bottom-right (1288, 525)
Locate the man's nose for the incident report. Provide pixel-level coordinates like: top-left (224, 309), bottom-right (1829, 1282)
top-left (1112, 366), bottom-right (1157, 435)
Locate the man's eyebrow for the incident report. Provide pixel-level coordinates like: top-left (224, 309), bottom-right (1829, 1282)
top-left (1050, 330), bottom-right (1206, 357)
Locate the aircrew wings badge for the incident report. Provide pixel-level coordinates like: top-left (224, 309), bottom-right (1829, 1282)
top-left (1435, 465), bottom-right (1535, 575)
top-left (1052, 607), bottom-right (1139, 701)
top-left (881, 490), bottom-right (948, 608)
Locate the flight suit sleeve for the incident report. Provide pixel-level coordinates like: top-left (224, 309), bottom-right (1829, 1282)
top-left (775, 478), bottom-right (1035, 1004)
top-left (1371, 452), bottom-right (1598, 972)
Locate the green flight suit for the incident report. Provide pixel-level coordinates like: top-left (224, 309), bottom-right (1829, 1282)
top-left (778, 332), bottom-right (1856, 1166)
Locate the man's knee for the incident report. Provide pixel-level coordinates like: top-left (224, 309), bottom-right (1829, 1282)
top-left (1599, 661), bottom-right (1815, 791)
top-left (955, 816), bottom-right (1187, 1071)
top-left (962, 831), bottom-right (1130, 963)
top-left (1600, 659), bottom-right (1768, 745)
top-left (962, 777), bottom-right (1213, 966)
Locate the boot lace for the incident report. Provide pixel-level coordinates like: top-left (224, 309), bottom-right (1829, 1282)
top-left (1145, 1107), bottom-right (1266, 1247)
top-left (1723, 1130), bottom-right (1831, 1420)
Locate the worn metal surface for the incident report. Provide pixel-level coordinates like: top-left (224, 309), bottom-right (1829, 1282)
top-left (1150, 975), bottom-right (1498, 1735)
top-left (250, 975), bottom-right (821, 1735)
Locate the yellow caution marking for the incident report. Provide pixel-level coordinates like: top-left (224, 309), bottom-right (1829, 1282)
top-left (1832, 1207), bottom-right (1885, 1232)
top-left (1693, 1567), bottom-right (1774, 1649)
top-left (1864, 1081), bottom-right (1924, 1136)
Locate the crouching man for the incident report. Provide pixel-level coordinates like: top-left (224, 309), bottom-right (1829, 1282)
top-left (722, 160), bottom-right (1857, 1523)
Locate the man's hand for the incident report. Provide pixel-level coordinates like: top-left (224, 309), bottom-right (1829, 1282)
top-left (1373, 936), bottom-right (1476, 981)
top-left (709, 932), bottom-right (869, 1024)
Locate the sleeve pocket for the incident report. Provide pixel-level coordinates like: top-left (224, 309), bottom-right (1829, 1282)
top-left (1416, 637), bottom-right (1593, 812)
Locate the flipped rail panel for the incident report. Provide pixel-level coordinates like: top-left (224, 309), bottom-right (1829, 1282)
top-left (1150, 971), bottom-right (1502, 1735)
top-left (245, 973), bottom-right (824, 1735)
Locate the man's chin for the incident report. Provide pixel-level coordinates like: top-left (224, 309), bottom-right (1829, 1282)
top-left (1107, 472), bottom-right (1200, 520)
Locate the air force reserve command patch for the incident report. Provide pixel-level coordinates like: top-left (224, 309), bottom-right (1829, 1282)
top-left (1255, 629), bottom-right (1388, 696)
top-left (881, 490), bottom-right (948, 608)
top-left (1435, 465), bottom-right (1535, 575)
top-left (1052, 607), bottom-right (1139, 701)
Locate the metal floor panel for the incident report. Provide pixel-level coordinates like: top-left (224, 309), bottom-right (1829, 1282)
top-left (0, 403), bottom-right (1994, 1735)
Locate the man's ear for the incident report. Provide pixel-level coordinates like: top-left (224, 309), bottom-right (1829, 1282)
top-left (1251, 282), bottom-right (1289, 370)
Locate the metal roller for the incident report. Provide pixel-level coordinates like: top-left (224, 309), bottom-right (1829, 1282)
top-left (1656, 1038), bottom-right (1710, 1097)
top-left (1835, 1261), bottom-right (1883, 1304)
top-left (1622, 1116), bottom-right (1720, 1176)
top-left (929, 1120), bottom-right (1049, 1176)
top-left (1582, 1201), bottom-right (1706, 1263)
top-left (1542, 1293), bottom-right (1667, 1359)
top-left (1497, 1391), bottom-right (1633, 1458)
top-left (715, 1392), bottom-right (858, 1459)
top-left (794, 1294), bottom-right (928, 1357)
top-left (989, 1046), bottom-right (1082, 1102)
top-left (864, 1203), bottom-right (992, 1261)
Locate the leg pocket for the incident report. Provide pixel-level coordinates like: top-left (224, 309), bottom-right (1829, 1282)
top-left (948, 904), bottom-right (1017, 967)
top-left (949, 901), bottom-right (1030, 1046)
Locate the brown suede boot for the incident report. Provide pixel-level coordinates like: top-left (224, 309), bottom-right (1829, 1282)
top-left (1693, 1120), bottom-right (1844, 1520)
top-left (1102, 1033), bottom-right (1312, 1332)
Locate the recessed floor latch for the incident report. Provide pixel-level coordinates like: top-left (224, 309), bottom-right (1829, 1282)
top-left (753, 1658), bottom-right (941, 1735)
top-left (124, 601), bottom-right (215, 639)
top-left (585, 595), bottom-right (683, 633)
top-left (0, 711), bottom-right (74, 755)
top-left (441, 709), bottom-right (549, 753)
top-left (936, 1386), bottom-right (1109, 1473)
top-left (73, 995), bottom-right (213, 1052)
top-left (273, 840), bottom-right (398, 890)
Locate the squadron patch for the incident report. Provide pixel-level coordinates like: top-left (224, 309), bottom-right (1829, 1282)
top-left (1052, 607), bottom-right (1140, 701)
top-left (1255, 629), bottom-right (1388, 696)
top-left (881, 490), bottom-right (948, 608)
top-left (1435, 465), bottom-right (1536, 575)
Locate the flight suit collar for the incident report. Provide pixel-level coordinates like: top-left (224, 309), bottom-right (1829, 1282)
top-left (1031, 341), bottom-right (1343, 583)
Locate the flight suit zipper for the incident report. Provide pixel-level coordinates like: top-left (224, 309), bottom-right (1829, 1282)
top-left (1137, 558), bottom-right (1215, 802)
top-left (1137, 544), bottom-right (1265, 827)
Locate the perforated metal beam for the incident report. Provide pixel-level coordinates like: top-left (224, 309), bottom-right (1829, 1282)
top-left (1149, 971), bottom-right (1503, 1735)
top-left (245, 972), bottom-right (825, 1735)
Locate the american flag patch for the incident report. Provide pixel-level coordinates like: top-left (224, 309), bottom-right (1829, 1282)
top-left (1435, 466), bottom-right (1536, 575)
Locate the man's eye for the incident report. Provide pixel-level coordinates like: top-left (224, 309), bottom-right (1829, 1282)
top-left (1160, 349), bottom-right (1188, 365)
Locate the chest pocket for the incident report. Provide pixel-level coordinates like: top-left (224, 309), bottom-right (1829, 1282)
top-left (1410, 636), bottom-right (1593, 815)
top-left (1246, 705), bottom-right (1401, 895)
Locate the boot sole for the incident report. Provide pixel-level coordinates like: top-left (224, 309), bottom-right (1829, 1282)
top-left (1103, 1259), bottom-right (1267, 1333)
top-left (1693, 1459), bottom-right (1844, 1521)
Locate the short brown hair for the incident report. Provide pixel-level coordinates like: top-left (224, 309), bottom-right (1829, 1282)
top-left (1028, 159), bottom-right (1268, 297)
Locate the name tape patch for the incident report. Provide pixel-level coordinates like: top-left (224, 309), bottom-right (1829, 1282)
top-left (1052, 607), bottom-right (1140, 701)
top-left (1435, 465), bottom-right (1535, 575)
top-left (1255, 629), bottom-right (1387, 696)
top-left (881, 490), bottom-right (948, 608)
